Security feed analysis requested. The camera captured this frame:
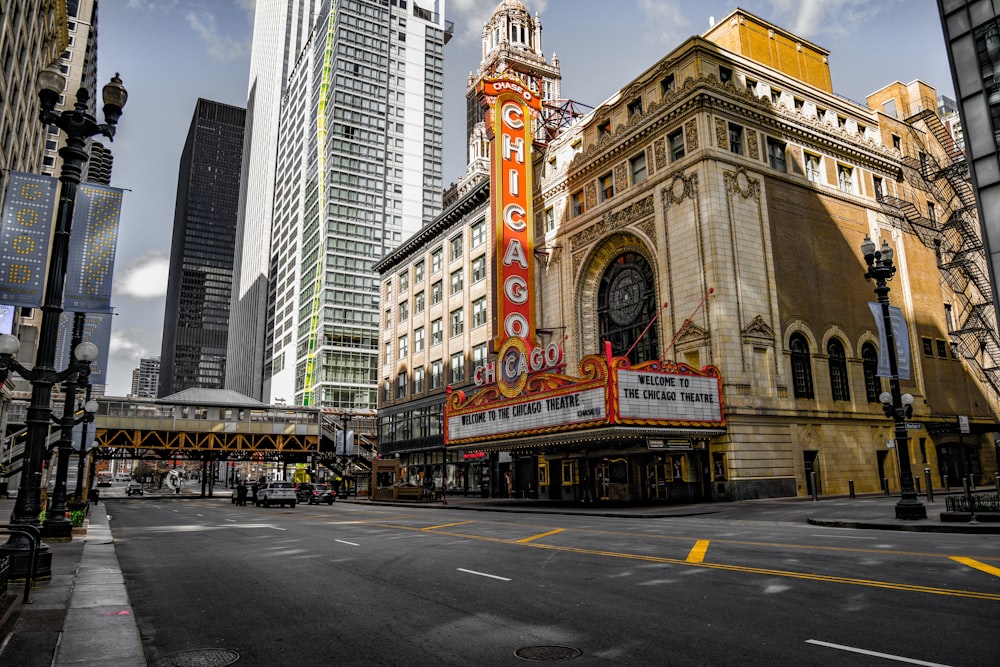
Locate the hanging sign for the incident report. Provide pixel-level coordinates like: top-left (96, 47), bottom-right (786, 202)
top-left (0, 172), bottom-right (58, 307)
top-left (64, 183), bottom-right (123, 313)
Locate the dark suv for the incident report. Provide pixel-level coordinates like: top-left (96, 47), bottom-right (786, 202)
top-left (295, 483), bottom-right (315, 503)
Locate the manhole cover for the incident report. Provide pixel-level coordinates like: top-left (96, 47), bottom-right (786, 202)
top-left (514, 645), bottom-right (583, 661)
top-left (150, 648), bottom-right (241, 667)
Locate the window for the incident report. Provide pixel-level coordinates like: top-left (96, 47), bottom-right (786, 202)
top-left (384, 341), bottom-right (392, 364)
top-left (862, 343), bottom-right (880, 403)
top-left (450, 234), bottom-right (463, 261)
top-left (598, 119), bottom-right (612, 138)
top-left (728, 123), bottom-right (743, 155)
top-left (630, 152), bottom-right (647, 185)
top-left (936, 339), bottom-right (948, 358)
top-left (398, 300), bottom-right (408, 322)
top-left (431, 318), bottom-right (443, 345)
top-left (805, 153), bottom-right (821, 182)
top-left (945, 303), bottom-right (955, 332)
top-left (571, 190), bottom-right (585, 216)
top-left (927, 202), bottom-right (936, 224)
top-left (451, 308), bottom-right (464, 337)
top-left (383, 379), bottom-right (391, 402)
top-left (471, 255), bottom-right (487, 283)
top-left (430, 360), bottom-right (443, 389)
top-left (450, 352), bottom-right (465, 384)
top-left (770, 88), bottom-right (781, 105)
top-left (397, 371), bottom-right (407, 399)
top-left (471, 219), bottom-right (486, 247)
top-left (398, 271), bottom-right (408, 291)
top-left (827, 338), bottom-right (850, 401)
top-left (922, 337), bottom-right (933, 356)
top-left (414, 291), bottom-right (424, 314)
top-left (837, 164), bottom-right (854, 194)
top-left (627, 97), bottom-right (643, 118)
top-left (746, 78), bottom-right (758, 93)
top-left (669, 129), bottom-right (685, 161)
top-left (414, 327), bottom-right (425, 352)
top-left (544, 206), bottom-right (555, 232)
top-left (473, 343), bottom-right (487, 370)
top-left (719, 66), bottom-right (732, 84)
top-left (450, 268), bottom-right (463, 294)
top-left (413, 367), bottom-right (425, 394)
top-left (873, 176), bottom-right (884, 200)
top-left (398, 334), bottom-right (408, 359)
top-left (661, 73), bottom-right (675, 96)
top-left (473, 297), bottom-right (487, 328)
top-left (431, 247), bottom-right (442, 273)
top-left (414, 260), bottom-right (425, 283)
top-left (790, 333), bottom-right (814, 399)
top-left (599, 172), bottom-right (614, 202)
top-left (767, 138), bottom-right (786, 172)
top-left (892, 134), bottom-right (901, 151)
top-left (384, 309), bottom-right (392, 329)
top-left (431, 280), bottom-right (442, 304)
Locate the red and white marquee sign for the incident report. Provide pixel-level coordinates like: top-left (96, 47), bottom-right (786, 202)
top-left (481, 77), bottom-right (542, 353)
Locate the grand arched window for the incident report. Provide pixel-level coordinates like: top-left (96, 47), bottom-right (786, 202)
top-left (862, 342), bottom-right (880, 403)
top-left (790, 333), bottom-right (814, 399)
top-left (827, 338), bottom-right (850, 401)
top-left (597, 252), bottom-right (659, 364)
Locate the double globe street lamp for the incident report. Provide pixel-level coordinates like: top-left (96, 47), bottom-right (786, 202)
top-left (0, 65), bottom-right (126, 578)
top-left (861, 236), bottom-right (927, 520)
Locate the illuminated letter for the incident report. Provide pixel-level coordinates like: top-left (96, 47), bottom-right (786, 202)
top-left (503, 203), bottom-right (526, 232)
top-left (502, 102), bottom-right (524, 130)
top-left (505, 276), bottom-right (528, 304)
top-left (502, 238), bottom-right (529, 269)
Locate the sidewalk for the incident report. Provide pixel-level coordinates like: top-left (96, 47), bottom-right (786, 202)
top-left (0, 488), bottom-right (995, 666)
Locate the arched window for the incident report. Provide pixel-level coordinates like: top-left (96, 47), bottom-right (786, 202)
top-left (827, 338), bottom-right (850, 401)
top-left (790, 333), bottom-right (814, 399)
top-left (597, 252), bottom-right (659, 364)
top-left (862, 342), bottom-right (880, 403)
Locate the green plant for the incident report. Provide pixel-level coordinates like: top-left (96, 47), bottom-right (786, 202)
top-left (69, 510), bottom-right (86, 527)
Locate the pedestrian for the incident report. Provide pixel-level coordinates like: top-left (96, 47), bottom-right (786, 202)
top-left (89, 487), bottom-right (100, 505)
top-left (250, 483), bottom-right (258, 506)
top-left (236, 481), bottom-right (248, 506)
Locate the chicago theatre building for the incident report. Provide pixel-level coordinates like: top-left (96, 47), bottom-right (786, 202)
top-left (374, 2), bottom-right (1000, 502)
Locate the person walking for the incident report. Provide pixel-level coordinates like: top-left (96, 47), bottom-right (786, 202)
top-left (236, 481), bottom-right (248, 506)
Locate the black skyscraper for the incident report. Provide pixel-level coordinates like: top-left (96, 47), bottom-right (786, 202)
top-left (159, 99), bottom-right (246, 396)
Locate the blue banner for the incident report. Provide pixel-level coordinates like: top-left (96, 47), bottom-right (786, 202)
top-left (55, 311), bottom-right (114, 385)
top-left (868, 302), bottom-right (911, 380)
top-left (0, 172), bottom-right (58, 307)
top-left (64, 184), bottom-right (123, 313)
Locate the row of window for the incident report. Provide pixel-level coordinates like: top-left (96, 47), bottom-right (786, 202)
top-left (789, 334), bottom-right (881, 403)
top-left (386, 343), bottom-right (489, 401)
top-left (386, 255), bottom-right (487, 329)
top-left (387, 219), bottom-right (487, 298)
top-left (385, 296), bottom-right (488, 363)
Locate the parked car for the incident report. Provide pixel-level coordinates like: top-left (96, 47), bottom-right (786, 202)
top-left (125, 482), bottom-right (143, 496)
top-left (307, 483), bottom-right (337, 505)
top-left (295, 482), bottom-right (315, 503)
top-left (256, 481), bottom-right (296, 508)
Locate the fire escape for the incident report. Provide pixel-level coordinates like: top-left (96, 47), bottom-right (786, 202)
top-left (877, 105), bottom-right (1000, 398)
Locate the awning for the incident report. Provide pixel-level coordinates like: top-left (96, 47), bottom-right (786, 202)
top-left (448, 425), bottom-right (726, 454)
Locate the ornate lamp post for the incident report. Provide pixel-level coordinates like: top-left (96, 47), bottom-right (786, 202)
top-left (73, 386), bottom-right (99, 499)
top-left (0, 65), bottom-right (126, 578)
top-left (861, 236), bottom-right (927, 520)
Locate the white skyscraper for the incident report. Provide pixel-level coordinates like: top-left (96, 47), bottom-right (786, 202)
top-left (229, 0), bottom-right (451, 417)
top-left (226, 0), bottom-right (324, 400)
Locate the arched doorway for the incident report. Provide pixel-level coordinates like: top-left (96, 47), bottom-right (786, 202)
top-left (597, 251), bottom-right (659, 364)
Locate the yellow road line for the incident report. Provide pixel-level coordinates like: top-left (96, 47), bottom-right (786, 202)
top-left (516, 528), bottom-right (565, 543)
top-left (951, 556), bottom-right (1000, 578)
top-left (362, 521), bottom-right (1000, 601)
top-left (424, 520), bottom-right (476, 530)
top-left (686, 540), bottom-right (710, 563)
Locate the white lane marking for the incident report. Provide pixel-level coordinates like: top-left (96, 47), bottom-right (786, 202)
top-left (336, 539), bottom-right (359, 546)
top-left (810, 534), bottom-right (875, 539)
top-left (225, 519), bottom-right (236, 522)
top-left (806, 640), bottom-right (952, 666)
top-left (457, 568), bottom-right (511, 581)
top-left (196, 513), bottom-right (204, 516)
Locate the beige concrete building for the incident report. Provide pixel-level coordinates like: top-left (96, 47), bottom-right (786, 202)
top-left (376, 4), bottom-right (999, 503)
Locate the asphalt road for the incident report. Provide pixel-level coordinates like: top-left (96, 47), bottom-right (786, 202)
top-left (107, 497), bottom-right (1000, 666)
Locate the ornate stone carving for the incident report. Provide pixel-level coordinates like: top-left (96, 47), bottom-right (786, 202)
top-left (715, 117), bottom-right (728, 150)
top-left (654, 138), bottom-right (667, 172)
top-left (661, 171), bottom-right (698, 210)
top-left (741, 315), bottom-right (775, 343)
top-left (570, 195), bottom-right (655, 251)
top-left (584, 181), bottom-right (597, 211)
top-left (614, 162), bottom-right (629, 193)
top-left (723, 167), bottom-right (759, 201)
top-left (684, 118), bottom-right (699, 151)
top-left (746, 128), bottom-right (760, 160)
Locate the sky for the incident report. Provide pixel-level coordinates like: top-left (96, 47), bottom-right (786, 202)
top-left (94, 0), bottom-right (955, 397)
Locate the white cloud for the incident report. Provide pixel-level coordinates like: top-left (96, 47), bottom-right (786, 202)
top-left (114, 252), bottom-right (169, 299)
top-left (765, 0), bottom-right (882, 40)
top-left (448, 0), bottom-right (549, 48)
top-left (637, 0), bottom-right (691, 47)
top-left (186, 11), bottom-right (250, 61)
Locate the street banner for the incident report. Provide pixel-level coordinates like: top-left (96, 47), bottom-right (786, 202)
top-left (868, 302), bottom-right (911, 380)
top-left (0, 304), bottom-right (14, 334)
top-left (64, 183), bottom-right (123, 313)
top-left (0, 172), bottom-right (58, 307)
top-left (54, 311), bottom-right (113, 385)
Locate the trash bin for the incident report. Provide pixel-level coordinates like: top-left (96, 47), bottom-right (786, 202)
top-left (480, 481), bottom-right (490, 498)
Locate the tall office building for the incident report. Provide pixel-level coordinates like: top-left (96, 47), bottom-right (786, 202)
top-left (231, 0), bottom-right (452, 417)
top-left (130, 357), bottom-right (160, 399)
top-left (225, 0), bottom-right (325, 400)
top-left (159, 99), bottom-right (246, 396)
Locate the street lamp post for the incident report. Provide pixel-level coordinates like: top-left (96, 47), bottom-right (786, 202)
top-left (73, 385), bottom-right (98, 500)
top-left (0, 65), bottom-right (126, 577)
top-left (861, 236), bottom-right (927, 520)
